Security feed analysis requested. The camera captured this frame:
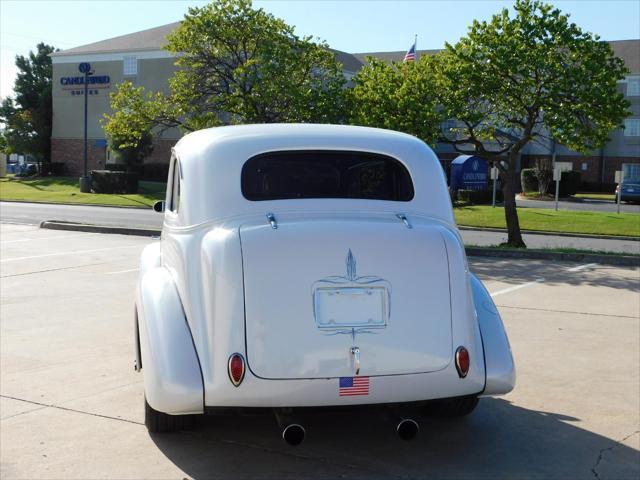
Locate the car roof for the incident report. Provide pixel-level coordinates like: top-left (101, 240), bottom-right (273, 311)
top-left (170, 124), bottom-right (454, 227)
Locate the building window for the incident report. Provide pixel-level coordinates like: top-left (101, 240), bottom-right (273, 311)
top-left (123, 56), bottom-right (137, 76)
top-left (627, 77), bottom-right (640, 97)
top-left (624, 118), bottom-right (640, 137)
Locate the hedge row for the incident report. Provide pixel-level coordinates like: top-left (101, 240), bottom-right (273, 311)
top-left (519, 168), bottom-right (581, 196)
top-left (90, 170), bottom-right (139, 194)
top-left (457, 188), bottom-right (504, 205)
top-left (103, 162), bottom-right (170, 182)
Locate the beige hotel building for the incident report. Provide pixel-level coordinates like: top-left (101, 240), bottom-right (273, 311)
top-left (51, 23), bottom-right (639, 184)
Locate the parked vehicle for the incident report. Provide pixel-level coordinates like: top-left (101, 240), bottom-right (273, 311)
top-left (616, 163), bottom-right (640, 203)
top-left (135, 124), bottom-right (516, 441)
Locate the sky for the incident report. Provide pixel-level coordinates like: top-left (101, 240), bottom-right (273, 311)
top-left (1, 0), bottom-right (639, 99)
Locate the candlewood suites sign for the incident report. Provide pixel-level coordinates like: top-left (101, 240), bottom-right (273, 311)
top-left (60, 63), bottom-right (111, 96)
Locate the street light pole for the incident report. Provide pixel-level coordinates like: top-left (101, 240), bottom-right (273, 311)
top-left (78, 62), bottom-right (93, 193)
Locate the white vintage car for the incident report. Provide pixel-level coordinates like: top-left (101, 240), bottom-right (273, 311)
top-left (135, 124), bottom-right (515, 442)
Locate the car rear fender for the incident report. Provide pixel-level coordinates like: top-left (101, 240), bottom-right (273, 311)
top-left (136, 249), bottom-right (204, 414)
top-left (470, 273), bottom-right (516, 396)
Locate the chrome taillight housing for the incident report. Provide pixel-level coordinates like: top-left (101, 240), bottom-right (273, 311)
top-left (228, 353), bottom-right (246, 386)
top-left (455, 346), bottom-right (470, 378)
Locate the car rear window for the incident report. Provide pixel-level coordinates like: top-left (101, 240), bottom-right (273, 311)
top-left (241, 150), bottom-right (414, 201)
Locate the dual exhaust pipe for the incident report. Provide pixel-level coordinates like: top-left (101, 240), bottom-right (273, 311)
top-left (280, 418), bottom-right (419, 446)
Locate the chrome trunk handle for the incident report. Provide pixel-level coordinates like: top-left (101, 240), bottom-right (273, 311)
top-left (351, 346), bottom-right (361, 375)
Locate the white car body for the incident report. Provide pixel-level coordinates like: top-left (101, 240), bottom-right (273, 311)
top-left (135, 124), bottom-right (515, 421)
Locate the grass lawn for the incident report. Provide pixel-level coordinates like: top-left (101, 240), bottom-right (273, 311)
top-left (0, 176), bottom-right (166, 208)
top-left (454, 205), bottom-right (640, 237)
top-left (574, 192), bottom-right (616, 202)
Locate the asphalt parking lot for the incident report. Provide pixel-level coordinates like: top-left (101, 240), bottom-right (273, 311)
top-left (1, 223), bottom-right (638, 479)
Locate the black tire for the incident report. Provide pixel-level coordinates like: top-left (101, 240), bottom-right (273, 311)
top-left (424, 396), bottom-right (479, 418)
top-left (144, 398), bottom-right (195, 433)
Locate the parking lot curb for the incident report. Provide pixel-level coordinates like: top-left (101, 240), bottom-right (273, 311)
top-left (38, 220), bottom-right (638, 267)
top-left (2, 199), bottom-right (150, 209)
top-left (39, 220), bottom-right (160, 237)
top-left (458, 225), bottom-right (639, 242)
top-left (465, 247), bottom-right (640, 267)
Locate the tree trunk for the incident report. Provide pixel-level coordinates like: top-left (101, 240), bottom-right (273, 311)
top-left (502, 151), bottom-right (526, 248)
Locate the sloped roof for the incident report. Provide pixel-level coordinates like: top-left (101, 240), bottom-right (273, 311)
top-left (609, 39), bottom-right (640, 74)
top-left (50, 22), bottom-right (638, 75)
top-left (352, 49), bottom-right (442, 64)
top-left (354, 40), bottom-right (640, 74)
top-left (50, 21), bottom-right (364, 72)
top-left (51, 22), bottom-right (180, 56)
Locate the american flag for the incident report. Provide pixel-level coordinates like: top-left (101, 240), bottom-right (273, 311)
top-left (403, 38), bottom-right (417, 62)
top-left (339, 376), bottom-right (370, 396)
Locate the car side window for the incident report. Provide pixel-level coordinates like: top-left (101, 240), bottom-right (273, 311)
top-left (169, 158), bottom-right (181, 213)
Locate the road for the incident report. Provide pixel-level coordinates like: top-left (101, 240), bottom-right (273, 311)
top-left (1, 224), bottom-right (638, 479)
top-left (2, 201), bottom-right (638, 254)
top-left (516, 197), bottom-right (640, 213)
top-left (0, 201), bottom-right (161, 229)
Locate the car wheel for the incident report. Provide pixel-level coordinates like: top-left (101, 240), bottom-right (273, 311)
top-left (144, 398), bottom-right (195, 433)
top-left (424, 396), bottom-right (479, 418)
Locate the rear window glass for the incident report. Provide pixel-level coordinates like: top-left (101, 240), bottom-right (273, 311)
top-left (241, 150), bottom-right (414, 201)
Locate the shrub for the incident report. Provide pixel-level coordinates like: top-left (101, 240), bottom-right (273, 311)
top-left (520, 168), bottom-right (538, 192)
top-left (107, 131), bottom-right (154, 172)
top-left (559, 170), bottom-right (581, 197)
top-left (90, 170), bottom-right (139, 194)
top-left (457, 188), bottom-right (503, 204)
top-left (139, 162), bottom-right (170, 182)
top-left (40, 162), bottom-right (65, 176)
top-left (580, 181), bottom-right (616, 193)
top-left (103, 164), bottom-right (127, 172)
top-left (534, 158), bottom-right (553, 196)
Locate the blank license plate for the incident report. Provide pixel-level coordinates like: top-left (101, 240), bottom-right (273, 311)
top-left (314, 286), bottom-right (388, 329)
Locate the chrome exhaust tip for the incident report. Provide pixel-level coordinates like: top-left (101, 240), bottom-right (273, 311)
top-left (282, 423), bottom-right (305, 446)
top-left (397, 418), bottom-right (419, 441)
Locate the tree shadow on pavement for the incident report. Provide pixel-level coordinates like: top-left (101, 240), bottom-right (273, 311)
top-left (150, 398), bottom-right (639, 479)
top-left (470, 257), bottom-right (640, 293)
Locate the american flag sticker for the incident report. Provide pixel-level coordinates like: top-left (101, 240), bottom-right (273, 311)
top-left (339, 376), bottom-right (370, 396)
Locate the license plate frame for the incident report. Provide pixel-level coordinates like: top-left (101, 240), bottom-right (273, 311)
top-left (313, 286), bottom-right (388, 330)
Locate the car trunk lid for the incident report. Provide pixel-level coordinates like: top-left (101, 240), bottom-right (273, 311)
top-left (240, 215), bottom-right (453, 379)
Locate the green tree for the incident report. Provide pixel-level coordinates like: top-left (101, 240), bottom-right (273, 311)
top-left (0, 43), bottom-right (56, 169)
top-left (103, 0), bottom-right (347, 140)
top-left (349, 56), bottom-right (442, 145)
top-left (437, 0), bottom-right (629, 247)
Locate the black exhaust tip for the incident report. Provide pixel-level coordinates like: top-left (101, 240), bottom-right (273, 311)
top-left (282, 424), bottom-right (305, 446)
top-left (397, 418), bottom-right (419, 441)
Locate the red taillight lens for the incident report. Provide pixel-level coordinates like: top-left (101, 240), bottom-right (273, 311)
top-left (455, 346), bottom-right (470, 378)
top-left (228, 353), bottom-right (245, 387)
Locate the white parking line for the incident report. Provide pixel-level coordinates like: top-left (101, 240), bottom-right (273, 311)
top-left (1, 233), bottom-right (93, 244)
top-left (105, 268), bottom-right (139, 275)
top-left (0, 245), bottom-right (141, 263)
top-left (490, 278), bottom-right (545, 297)
top-left (566, 263), bottom-right (598, 272)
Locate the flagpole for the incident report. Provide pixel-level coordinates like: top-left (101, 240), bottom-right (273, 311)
top-left (415, 34), bottom-right (418, 61)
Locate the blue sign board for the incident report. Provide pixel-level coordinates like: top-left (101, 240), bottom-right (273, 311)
top-left (450, 155), bottom-right (488, 192)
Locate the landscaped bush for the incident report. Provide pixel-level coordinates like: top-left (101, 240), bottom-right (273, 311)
top-left (40, 162), bottom-right (65, 176)
top-left (457, 188), bottom-right (503, 204)
top-left (559, 170), bottom-right (581, 197)
top-left (520, 168), bottom-right (538, 192)
top-left (103, 164), bottom-right (127, 172)
top-left (579, 181), bottom-right (616, 193)
top-left (139, 162), bottom-right (170, 182)
top-left (90, 170), bottom-right (139, 194)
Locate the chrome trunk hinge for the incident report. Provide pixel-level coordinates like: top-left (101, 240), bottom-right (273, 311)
top-left (266, 213), bottom-right (278, 230)
top-left (396, 213), bottom-right (412, 229)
